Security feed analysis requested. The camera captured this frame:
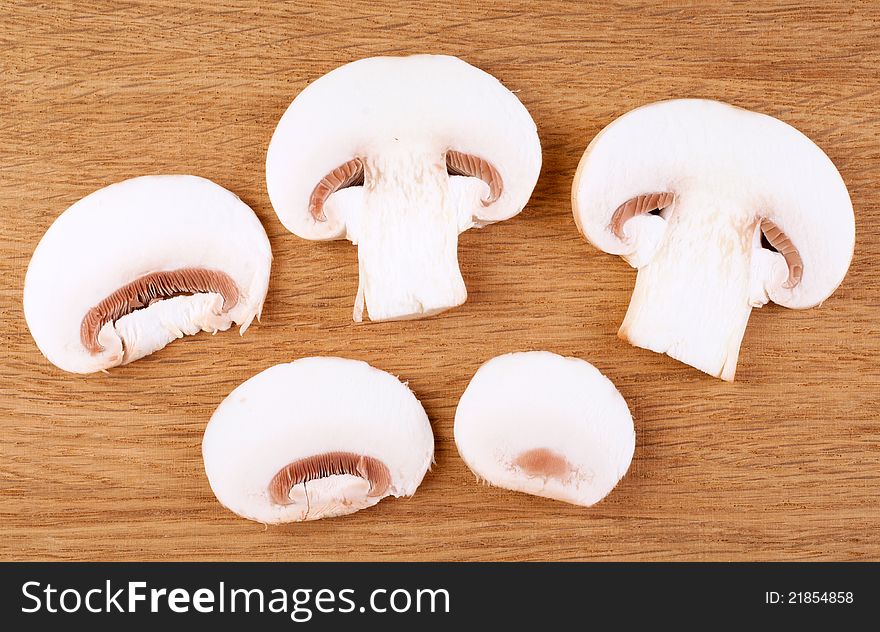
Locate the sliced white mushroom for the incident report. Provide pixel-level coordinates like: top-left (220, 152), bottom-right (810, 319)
top-left (202, 357), bottom-right (434, 523)
top-left (266, 54), bottom-right (541, 322)
top-left (23, 175), bottom-right (272, 374)
top-left (572, 99), bottom-right (855, 381)
top-left (454, 351), bottom-right (635, 507)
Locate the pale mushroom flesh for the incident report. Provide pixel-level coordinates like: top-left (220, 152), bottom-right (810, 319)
top-left (572, 99), bottom-right (855, 381)
top-left (23, 175), bottom-right (272, 374)
top-left (266, 54), bottom-right (541, 322)
top-left (202, 357), bottom-right (434, 523)
top-left (454, 351), bottom-right (635, 507)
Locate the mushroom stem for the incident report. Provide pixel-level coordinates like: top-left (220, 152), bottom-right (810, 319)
top-left (352, 146), bottom-right (467, 321)
top-left (618, 196), bottom-right (758, 381)
top-left (109, 293), bottom-right (234, 365)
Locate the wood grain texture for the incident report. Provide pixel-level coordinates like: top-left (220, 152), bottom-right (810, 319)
top-left (1, 0), bottom-right (878, 561)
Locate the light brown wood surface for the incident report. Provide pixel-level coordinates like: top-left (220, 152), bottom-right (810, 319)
top-left (2, 1), bottom-right (878, 561)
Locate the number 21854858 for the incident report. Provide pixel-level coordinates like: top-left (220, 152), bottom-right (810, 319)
top-left (766, 591), bottom-right (853, 605)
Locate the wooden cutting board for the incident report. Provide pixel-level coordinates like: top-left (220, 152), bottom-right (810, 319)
top-left (2, 1), bottom-right (878, 561)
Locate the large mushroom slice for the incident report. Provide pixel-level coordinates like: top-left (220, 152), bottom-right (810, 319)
top-left (266, 54), bottom-right (541, 322)
top-left (454, 352), bottom-right (635, 507)
top-left (202, 357), bottom-right (434, 523)
top-left (23, 175), bottom-right (272, 374)
top-left (572, 99), bottom-right (855, 381)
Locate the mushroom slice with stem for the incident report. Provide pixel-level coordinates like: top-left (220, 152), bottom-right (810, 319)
top-left (266, 54), bottom-right (542, 322)
top-left (454, 352), bottom-right (635, 507)
top-left (23, 175), bottom-right (272, 374)
top-left (572, 99), bottom-right (855, 381)
top-left (202, 357), bottom-right (434, 523)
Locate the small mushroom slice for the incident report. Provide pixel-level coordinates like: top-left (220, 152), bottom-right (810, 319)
top-left (572, 99), bottom-right (855, 381)
top-left (266, 54), bottom-right (542, 322)
top-left (454, 352), bottom-right (635, 507)
top-left (202, 357), bottom-right (434, 523)
top-left (23, 175), bottom-right (272, 374)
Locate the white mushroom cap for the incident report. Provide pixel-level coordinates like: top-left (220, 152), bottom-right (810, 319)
top-left (23, 175), bottom-right (272, 374)
top-left (266, 55), bottom-right (541, 321)
top-left (202, 357), bottom-right (434, 523)
top-left (454, 351), bottom-right (634, 507)
top-left (572, 99), bottom-right (855, 380)
top-left (267, 55), bottom-right (541, 239)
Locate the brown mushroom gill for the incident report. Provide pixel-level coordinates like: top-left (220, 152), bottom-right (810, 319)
top-left (80, 268), bottom-right (239, 354)
top-left (268, 451), bottom-right (391, 505)
top-left (610, 192), bottom-right (675, 239)
top-left (759, 218), bottom-right (803, 289)
top-left (513, 448), bottom-right (573, 480)
top-left (309, 158), bottom-right (365, 222)
top-left (308, 151), bottom-right (502, 222)
top-left (445, 150), bottom-right (502, 206)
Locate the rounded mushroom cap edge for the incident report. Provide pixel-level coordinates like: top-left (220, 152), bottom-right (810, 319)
top-left (266, 54), bottom-right (542, 241)
top-left (23, 175), bottom-right (272, 373)
top-left (571, 98), bottom-right (855, 309)
top-left (454, 351), bottom-right (635, 507)
top-left (202, 356), bottom-right (435, 524)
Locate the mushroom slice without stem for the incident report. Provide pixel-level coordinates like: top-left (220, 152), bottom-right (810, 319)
top-left (454, 352), bottom-right (635, 507)
top-left (572, 99), bottom-right (855, 381)
top-left (23, 175), bottom-right (272, 374)
top-left (202, 357), bottom-right (434, 523)
top-left (266, 54), bottom-right (541, 322)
